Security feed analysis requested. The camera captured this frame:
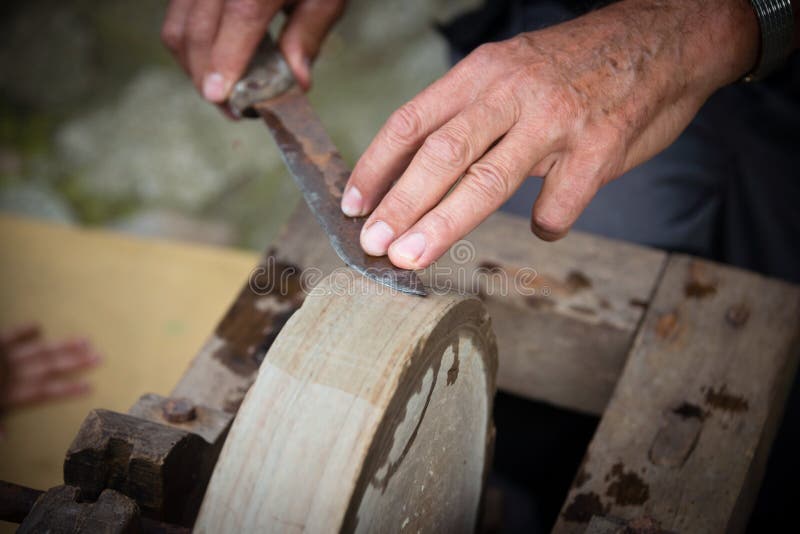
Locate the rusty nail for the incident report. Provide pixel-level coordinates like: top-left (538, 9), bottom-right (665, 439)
top-left (684, 261), bottom-right (718, 299)
top-left (162, 397), bottom-right (196, 423)
top-left (726, 302), bottom-right (750, 329)
top-left (655, 311), bottom-right (680, 339)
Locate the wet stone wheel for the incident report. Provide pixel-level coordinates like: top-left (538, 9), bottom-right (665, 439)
top-left (195, 275), bottom-right (498, 533)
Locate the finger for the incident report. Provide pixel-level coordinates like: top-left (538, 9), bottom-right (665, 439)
top-left (359, 96), bottom-right (519, 256)
top-left (0, 323), bottom-right (41, 348)
top-left (530, 152), bottom-right (609, 241)
top-left (387, 128), bottom-right (548, 269)
top-left (185, 0), bottom-right (226, 90)
top-left (162, 0), bottom-right (196, 71)
top-left (278, 0), bottom-right (345, 90)
top-left (3, 379), bottom-right (91, 409)
top-left (342, 43), bottom-right (510, 219)
top-left (16, 348), bottom-right (102, 382)
top-left (205, 0), bottom-right (283, 102)
top-left (7, 338), bottom-right (99, 383)
top-left (7, 337), bottom-right (90, 364)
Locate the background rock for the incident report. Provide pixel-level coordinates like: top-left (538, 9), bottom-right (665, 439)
top-left (0, 0), bottom-right (479, 248)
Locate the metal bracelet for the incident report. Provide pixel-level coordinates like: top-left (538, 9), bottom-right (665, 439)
top-left (744, 0), bottom-right (795, 81)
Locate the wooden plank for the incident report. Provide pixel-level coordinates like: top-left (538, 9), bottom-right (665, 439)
top-left (554, 255), bottom-right (800, 533)
top-left (196, 275), bottom-right (497, 533)
top-left (63, 409), bottom-right (213, 525)
top-left (18, 486), bottom-right (140, 534)
top-left (271, 204), bottom-right (667, 414)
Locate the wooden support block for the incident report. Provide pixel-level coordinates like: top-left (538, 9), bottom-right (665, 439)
top-left (18, 485), bottom-right (140, 534)
top-left (63, 408), bottom-right (216, 526)
top-left (195, 275), bottom-right (498, 533)
top-left (554, 256), bottom-right (800, 533)
top-left (0, 480), bottom-right (44, 524)
top-left (14, 484), bottom-right (190, 534)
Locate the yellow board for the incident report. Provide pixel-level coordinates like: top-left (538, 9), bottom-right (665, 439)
top-left (0, 215), bottom-right (258, 509)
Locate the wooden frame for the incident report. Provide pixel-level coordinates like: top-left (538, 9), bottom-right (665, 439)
top-left (7, 205), bottom-right (800, 533)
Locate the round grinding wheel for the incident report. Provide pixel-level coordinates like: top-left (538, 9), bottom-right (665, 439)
top-left (195, 275), bottom-right (498, 533)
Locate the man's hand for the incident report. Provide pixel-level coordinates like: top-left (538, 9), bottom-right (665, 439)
top-left (0, 324), bottom-right (101, 413)
top-left (161, 0), bottom-right (345, 103)
top-left (342, 0), bottom-right (759, 269)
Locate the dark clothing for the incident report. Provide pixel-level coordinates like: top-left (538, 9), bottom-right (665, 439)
top-left (440, 2), bottom-right (800, 533)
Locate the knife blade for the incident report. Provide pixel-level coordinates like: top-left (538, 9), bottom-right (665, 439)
top-left (228, 38), bottom-right (426, 296)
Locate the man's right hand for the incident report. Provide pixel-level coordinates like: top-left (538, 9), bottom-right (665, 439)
top-left (161, 0), bottom-right (345, 105)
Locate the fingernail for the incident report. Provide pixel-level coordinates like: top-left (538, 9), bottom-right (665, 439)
top-left (391, 232), bottom-right (427, 263)
top-left (203, 72), bottom-right (228, 102)
top-left (361, 221), bottom-right (395, 256)
top-left (341, 186), bottom-right (363, 216)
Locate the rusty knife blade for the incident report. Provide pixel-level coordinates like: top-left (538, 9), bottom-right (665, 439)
top-left (252, 90), bottom-right (427, 296)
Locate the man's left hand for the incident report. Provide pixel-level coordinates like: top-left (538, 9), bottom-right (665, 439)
top-left (341, 0), bottom-right (760, 269)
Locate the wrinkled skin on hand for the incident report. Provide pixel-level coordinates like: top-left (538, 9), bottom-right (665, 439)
top-left (342, 0), bottom-right (760, 269)
top-left (161, 0), bottom-right (345, 105)
top-left (0, 323), bottom-right (102, 437)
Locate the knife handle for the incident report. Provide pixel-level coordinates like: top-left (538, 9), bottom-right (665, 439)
top-left (227, 36), bottom-right (297, 119)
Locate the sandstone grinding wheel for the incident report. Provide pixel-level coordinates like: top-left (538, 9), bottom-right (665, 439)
top-left (195, 275), bottom-right (498, 533)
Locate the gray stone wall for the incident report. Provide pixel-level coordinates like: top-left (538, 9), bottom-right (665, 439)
top-left (0, 0), bottom-right (478, 248)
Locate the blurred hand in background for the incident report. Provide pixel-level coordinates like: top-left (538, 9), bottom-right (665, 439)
top-left (161, 0), bottom-right (346, 104)
top-left (0, 323), bottom-right (102, 438)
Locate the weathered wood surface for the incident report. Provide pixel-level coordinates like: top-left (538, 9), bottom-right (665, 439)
top-left (448, 211), bottom-right (665, 414)
top-left (279, 205), bottom-right (666, 415)
top-left (170, 248), bottom-right (305, 413)
top-left (15, 484), bottom-right (191, 534)
top-left (63, 408), bottom-right (215, 525)
top-left (196, 275), bottom-right (497, 533)
top-left (554, 255), bottom-right (800, 533)
top-left (128, 393), bottom-right (231, 445)
top-left (0, 480), bottom-right (44, 524)
top-left (18, 486), bottom-right (141, 534)
top-left (176, 203), bottom-right (665, 417)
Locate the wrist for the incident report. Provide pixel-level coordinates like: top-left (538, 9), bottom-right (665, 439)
top-left (607, 0), bottom-right (760, 91)
top-left (709, 0), bottom-right (761, 84)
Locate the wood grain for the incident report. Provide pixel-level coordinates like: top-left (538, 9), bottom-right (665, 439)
top-left (196, 275), bottom-right (497, 533)
top-left (63, 409), bottom-right (212, 525)
top-left (274, 204), bottom-right (666, 414)
top-left (554, 255), bottom-right (800, 533)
